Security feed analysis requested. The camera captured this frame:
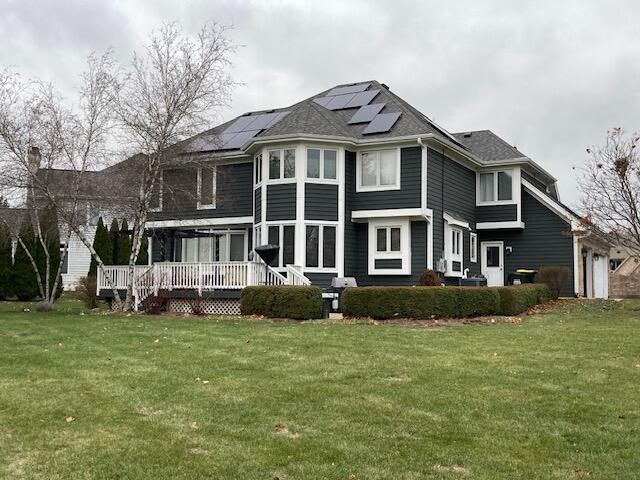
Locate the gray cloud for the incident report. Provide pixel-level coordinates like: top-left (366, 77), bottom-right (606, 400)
top-left (1, 0), bottom-right (639, 206)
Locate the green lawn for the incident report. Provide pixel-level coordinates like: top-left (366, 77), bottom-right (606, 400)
top-left (1, 298), bottom-right (639, 479)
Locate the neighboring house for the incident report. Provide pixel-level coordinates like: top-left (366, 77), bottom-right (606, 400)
top-left (32, 155), bottom-right (141, 289)
top-left (609, 242), bottom-right (640, 298)
top-left (98, 80), bottom-right (610, 311)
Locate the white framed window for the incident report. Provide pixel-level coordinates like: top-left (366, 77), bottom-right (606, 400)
top-left (266, 223), bottom-right (296, 268)
top-left (305, 224), bottom-right (337, 270)
top-left (149, 170), bottom-right (163, 212)
top-left (470, 232), bottom-right (477, 263)
top-left (254, 154), bottom-right (263, 185)
top-left (367, 218), bottom-right (410, 275)
top-left (181, 230), bottom-right (247, 263)
top-left (197, 166), bottom-right (217, 209)
top-left (356, 149), bottom-right (400, 192)
top-left (306, 148), bottom-right (337, 181)
top-left (253, 224), bottom-right (262, 249)
top-left (268, 148), bottom-right (296, 181)
top-left (444, 223), bottom-right (464, 277)
top-left (477, 169), bottom-right (515, 204)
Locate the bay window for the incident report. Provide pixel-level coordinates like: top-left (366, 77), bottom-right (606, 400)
top-left (357, 149), bottom-right (400, 191)
top-left (305, 224), bottom-right (337, 269)
top-left (478, 170), bottom-right (514, 204)
top-left (267, 224), bottom-right (295, 268)
top-left (254, 154), bottom-right (262, 185)
top-left (269, 148), bottom-right (296, 180)
top-left (306, 148), bottom-right (337, 180)
top-left (367, 218), bottom-right (410, 275)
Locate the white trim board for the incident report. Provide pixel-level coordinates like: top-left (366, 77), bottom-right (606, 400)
top-left (146, 216), bottom-right (254, 229)
top-left (443, 212), bottom-right (470, 230)
top-left (476, 221), bottom-right (525, 230)
top-left (351, 208), bottom-right (432, 222)
top-left (522, 179), bottom-right (576, 224)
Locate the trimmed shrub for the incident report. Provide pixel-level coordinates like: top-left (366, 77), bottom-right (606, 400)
top-left (539, 266), bottom-right (571, 299)
top-left (117, 219), bottom-right (131, 265)
top-left (341, 286), bottom-right (500, 320)
top-left (89, 217), bottom-right (112, 276)
top-left (240, 285), bottom-right (323, 320)
top-left (495, 284), bottom-right (550, 315)
top-left (0, 221), bottom-right (12, 300)
top-left (78, 276), bottom-right (98, 309)
top-left (419, 269), bottom-right (441, 286)
top-left (142, 294), bottom-right (166, 315)
top-left (136, 235), bottom-right (149, 265)
top-left (12, 216), bottom-right (39, 301)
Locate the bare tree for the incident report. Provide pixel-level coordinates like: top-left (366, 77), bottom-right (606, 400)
top-left (578, 128), bottom-right (640, 256)
top-left (0, 51), bottom-right (123, 307)
top-left (112, 22), bottom-right (235, 310)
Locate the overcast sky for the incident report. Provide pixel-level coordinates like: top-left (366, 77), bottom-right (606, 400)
top-left (1, 0), bottom-right (639, 206)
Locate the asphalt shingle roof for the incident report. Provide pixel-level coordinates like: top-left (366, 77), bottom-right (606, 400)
top-left (452, 130), bottom-right (527, 162)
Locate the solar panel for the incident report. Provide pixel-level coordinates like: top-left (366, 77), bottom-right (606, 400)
top-left (222, 129), bottom-right (262, 149)
top-left (361, 112), bottom-right (402, 134)
top-left (224, 115), bottom-right (258, 133)
top-left (243, 112), bottom-right (281, 130)
top-left (326, 83), bottom-right (370, 97)
top-left (326, 93), bottom-right (358, 110)
top-left (345, 89), bottom-right (380, 108)
top-left (313, 97), bottom-right (332, 107)
top-left (263, 111), bottom-right (289, 128)
top-left (348, 103), bottom-right (385, 124)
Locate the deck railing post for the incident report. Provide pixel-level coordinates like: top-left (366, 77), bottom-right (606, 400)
top-left (197, 263), bottom-right (202, 296)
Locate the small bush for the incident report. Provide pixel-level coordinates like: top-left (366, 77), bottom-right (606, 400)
top-left (539, 266), bottom-right (571, 299)
top-left (419, 269), bottom-right (441, 286)
top-left (35, 301), bottom-right (53, 312)
top-left (495, 284), bottom-right (550, 315)
top-left (78, 276), bottom-right (99, 309)
top-left (341, 286), bottom-right (500, 320)
top-left (240, 285), bottom-right (323, 320)
top-left (142, 295), bottom-right (166, 315)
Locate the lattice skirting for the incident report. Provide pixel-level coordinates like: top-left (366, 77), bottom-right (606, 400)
top-left (167, 298), bottom-right (241, 315)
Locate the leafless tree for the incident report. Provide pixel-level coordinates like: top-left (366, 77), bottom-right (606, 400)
top-left (578, 128), bottom-right (640, 256)
top-left (112, 22), bottom-right (235, 310)
top-left (0, 51), bottom-right (123, 307)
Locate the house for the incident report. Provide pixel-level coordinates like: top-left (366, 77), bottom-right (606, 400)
top-left (609, 241), bottom-right (640, 298)
top-left (97, 80), bottom-right (610, 312)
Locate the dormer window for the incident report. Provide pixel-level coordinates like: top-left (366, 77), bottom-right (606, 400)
top-left (478, 170), bottom-right (514, 204)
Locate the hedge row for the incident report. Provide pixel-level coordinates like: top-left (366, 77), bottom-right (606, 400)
top-left (342, 284), bottom-right (550, 320)
top-left (341, 286), bottom-right (500, 320)
top-left (494, 284), bottom-right (550, 315)
top-left (240, 285), bottom-right (323, 320)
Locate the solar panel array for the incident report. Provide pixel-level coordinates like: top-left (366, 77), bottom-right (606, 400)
top-left (186, 111), bottom-right (290, 152)
top-left (313, 82), bottom-right (402, 134)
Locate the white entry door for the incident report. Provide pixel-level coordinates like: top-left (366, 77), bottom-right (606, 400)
top-left (481, 241), bottom-right (504, 287)
top-left (593, 254), bottom-right (608, 298)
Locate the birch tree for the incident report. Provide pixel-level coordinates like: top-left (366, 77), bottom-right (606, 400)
top-left (112, 22), bottom-right (235, 310)
top-left (578, 128), bottom-right (640, 256)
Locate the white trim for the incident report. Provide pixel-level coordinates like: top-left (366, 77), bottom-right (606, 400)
top-left (522, 179), bottom-right (575, 223)
top-left (572, 219), bottom-right (581, 296)
top-left (367, 218), bottom-right (411, 275)
top-left (470, 232), bottom-right (478, 263)
top-left (443, 212), bottom-right (470, 230)
top-left (444, 222), bottom-right (464, 277)
top-left (147, 236), bottom-right (152, 266)
top-left (427, 219), bottom-right (433, 269)
top-left (356, 148), bottom-right (401, 192)
top-left (352, 207), bottom-right (431, 221)
top-left (476, 168), bottom-right (518, 206)
top-left (337, 147), bottom-right (345, 277)
top-left (196, 165), bottom-right (217, 210)
top-left (146, 216), bottom-right (253, 229)
top-left (476, 221), bottom-right (525, 230)
top-left (419, 139), bottom-right (428, 211)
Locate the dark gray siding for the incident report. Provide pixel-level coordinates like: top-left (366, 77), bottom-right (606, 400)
top-left (266, 184), bottom-right (296, 221)
top-left (344, 151), bottom-right (358, 277)
top-left (476, 204), bottom-right (517, 223)
top-left (254, 188), bottom-right (261, 223)
top-left (305, 183), bottom-right (338, 221)
top-left (427, 148), bottom-right (476, 272)
top-left (480, 189), bottom-right (574, 295)
top-left (351, 147), bottom-right (421, 210)
top-left (150, 162), bottom-right (253, 221)
top-left (522, 170), bottom-right (557, 200)
top-left (463, 229), bottom-right (481, 277)
top-left (347, 220), bottom-right (427, 286)
top-left (375, 259), bottom-right (403, 269)
top-left (150, 229), bottom-right (177, 262)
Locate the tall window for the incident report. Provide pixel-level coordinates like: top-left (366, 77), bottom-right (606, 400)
top-left (269, 148), bottom-right (296, 180)
top-left (376, 226), bottom-right (401, 253)
top-left (444, 223), bottom-right (463, 276)
top-left (305, 224), bottom-right (336, 269)
top-left (306, 148), bottom-right (337, 180)
top-left (197, 166), bottom-right (217, 209)
top-left (470, 232), bottom-right (477, 263)
top-left (478, 170), bottom-right (513, 203)
top-left (267, 224), bottom-right (295, 267)
top-left (357, 149), bottom-right (399, 191)
top-left (254, 154), bottom-right (262, 185)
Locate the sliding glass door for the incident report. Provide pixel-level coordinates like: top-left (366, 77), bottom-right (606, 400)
top-left (181, 231), bottom-right (246, 262)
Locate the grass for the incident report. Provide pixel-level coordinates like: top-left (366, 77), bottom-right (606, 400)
top-left (1, 298), bottom-right (639, 479)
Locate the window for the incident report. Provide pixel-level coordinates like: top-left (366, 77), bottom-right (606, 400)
top-left (376, 226), bottom-right (401, 253)
top-left (357, 149), bottom-right (400, 191)
top-left (181, 231), bottom-right (246, 262)
top-left (478, 170), bottom-right (514, 203)
top-left (254, 154), bottom-right (262, 185)
top-left (253, 225), bottom-right (262, 248)
top-left (60, 244), bottom-right (68, 274)
top-left (268, 148), bottom-right (296, 180)
top-left (470, 232), bottom-right (477, 263)
top-left (266, 224), bottom-right (296, 268)
top-left (305, 224), bottom-right (336, 269)
top-left (197, 166), bottom-right (217, 209)
top-left (306, 148), bottom-right (337, 180)
top-left (444, 223), bottom-right (464, 277)
top-left (368, 219), bottom-right (410, 275)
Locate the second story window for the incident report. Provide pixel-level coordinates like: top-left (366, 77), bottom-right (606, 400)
top-left (197, 166), bottom-right (217, 209)
top-left (306, 148), bottom-right (337, 180)
top-left (357, 149), bottom-right (400, 192)
top-left (254, 154), bottom-right (262, 185)
top-left (268, 148), bottom-right (296, 180)
top-left (478, 170), bottom-right (514, 203)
